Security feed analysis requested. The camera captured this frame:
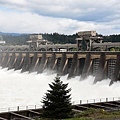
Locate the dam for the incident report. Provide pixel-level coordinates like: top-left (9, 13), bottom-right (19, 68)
top-left (0, 51), bottom-right (120, 85)
top-left (0, 31), bottom-right (120, 119)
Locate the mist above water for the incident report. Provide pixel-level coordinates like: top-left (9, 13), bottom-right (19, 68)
top-left (0, 67), bottom-right (120, 108)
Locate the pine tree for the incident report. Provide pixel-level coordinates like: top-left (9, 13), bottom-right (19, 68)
top-left (41, 76), bottom-right (72, 119)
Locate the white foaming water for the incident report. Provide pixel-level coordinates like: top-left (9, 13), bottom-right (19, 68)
top-left (0, 67), bottom-right (120, 108)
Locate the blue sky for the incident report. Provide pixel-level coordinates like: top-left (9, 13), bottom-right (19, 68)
top-left (0, 0), bottom-right (120, 35)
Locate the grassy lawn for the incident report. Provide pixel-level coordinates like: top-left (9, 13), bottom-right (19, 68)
top-left (65, 108), bottom-right (120, 120)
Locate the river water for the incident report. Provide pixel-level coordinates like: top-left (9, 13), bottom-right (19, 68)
top-left (0, 67), bottom-right (120, 108)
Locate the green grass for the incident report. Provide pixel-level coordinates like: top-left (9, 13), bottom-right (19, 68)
top-left (64, 118), bottom-right (93, 120)
top-left (36, 108), bottom-right (120, 120)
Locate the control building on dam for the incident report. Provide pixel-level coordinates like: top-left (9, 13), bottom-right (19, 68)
top-left (0, 30), bottom-right (120, 51)
top-left (0, 51), bottom-right (120, 85)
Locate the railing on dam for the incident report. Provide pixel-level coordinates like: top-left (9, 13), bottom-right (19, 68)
top-left (0, 97), bottom-right (119, 113)
top-left (0, 104), bottom-right (42, 113)
top-left (0, 51), bottom-right (120, 85)
top-left (72, 97), bottom-right (120, 105)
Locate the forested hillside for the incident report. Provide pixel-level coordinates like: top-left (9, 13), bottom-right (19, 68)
top-left (2, 34), bottom-right (29, 45)
top-left (0, 32), bottom-right (120, 45)
top-left (42, 33), bottom-right (77, 44)
top-left (103, 34), bottom-right (120, 42)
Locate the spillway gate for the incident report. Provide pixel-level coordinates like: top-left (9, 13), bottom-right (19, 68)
top-left (0, 51), bottom-right (120, 85)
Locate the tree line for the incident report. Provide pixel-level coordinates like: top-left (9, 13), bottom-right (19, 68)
top-left (1, 32), bottom-right (120, 45)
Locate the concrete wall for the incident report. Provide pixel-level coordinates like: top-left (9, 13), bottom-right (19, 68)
top-left (0, 51), bottom-right (119, 85)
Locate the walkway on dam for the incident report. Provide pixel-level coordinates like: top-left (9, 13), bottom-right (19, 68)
top-left (0, 97), bottom-right (120, 119)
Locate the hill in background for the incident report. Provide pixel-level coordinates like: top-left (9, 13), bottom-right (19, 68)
top-left (0, 32), bottom-right (120, 45)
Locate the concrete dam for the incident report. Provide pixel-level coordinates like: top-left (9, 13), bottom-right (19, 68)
top-left (0, 51), bottom-right (120, 85)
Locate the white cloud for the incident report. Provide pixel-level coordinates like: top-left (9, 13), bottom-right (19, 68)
top-left (0, 0), bottom-right (119, 21)
top-left (0, 0), bottom-right (27, 6)
top-left (0, 0), bottom-right (120, 35)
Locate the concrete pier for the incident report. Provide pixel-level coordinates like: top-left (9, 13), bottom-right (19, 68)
top-left (0, 51), bottom-right (119, 84)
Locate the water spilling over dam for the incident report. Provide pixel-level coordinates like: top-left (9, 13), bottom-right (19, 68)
top-left (0, 51), bottom-right (120, 108)
top-left (0, 67), bottom-right (120, 108)
top-left (0, 51), bottom-right (120, 84)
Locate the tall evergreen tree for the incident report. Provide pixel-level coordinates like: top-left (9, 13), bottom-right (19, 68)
top-left (41, 76), bottom-right (72, 119)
